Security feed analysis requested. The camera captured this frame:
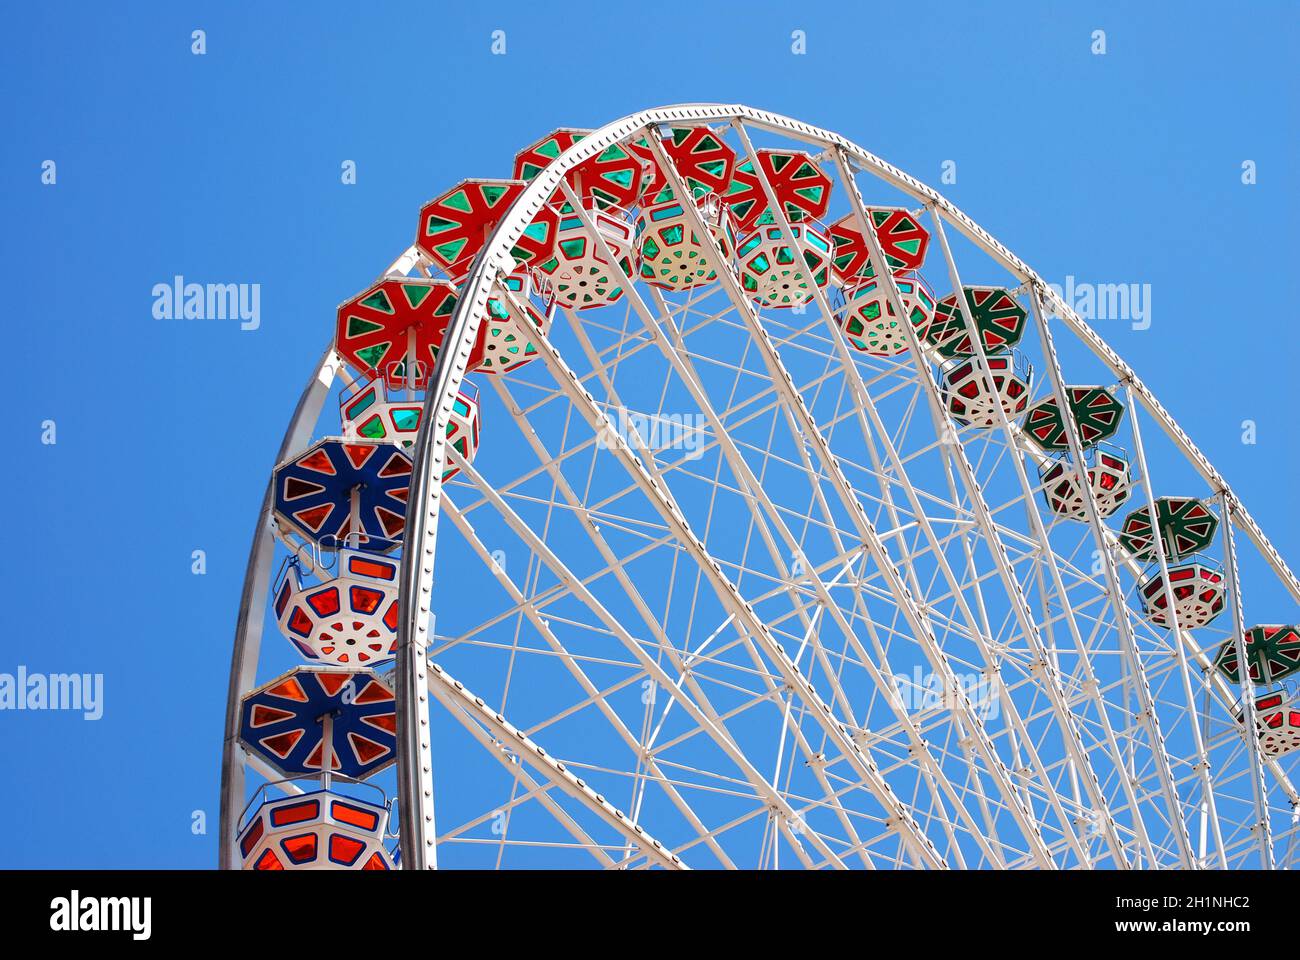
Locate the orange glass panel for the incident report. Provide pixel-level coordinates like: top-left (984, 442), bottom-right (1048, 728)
top-left (331, 801), bottom-right (380, 832)
top-left (329, 834), bottom-right (366, 867)
top-left (305, 740), bottom-right (342, 771)
top-left (260, 728), bottom-right (305, 759)
top-left (254, 849), bottom-right (284, 871)
top-left (348, 556), bottom-right (397, 581)
top-left (270, 800), bottom-right (321, 828)
top-left (362, 713), bottom-right (397, 735)
top-left (350, 586), bottom-right (384, 615)
top-left (293, 503), bottom-right (335, 532)
top-left (343, 443), bottom-right (379, 468)
top-left (348, 732), bottom-right (389, 764)
top-left (316, 672), bottom-right (350, 697)
top-left (354, 680), bottom-right (394, 705)
top-left (250, 704), bottom-right (296, 728)
top-left (266, 678), bottom-right (308, 702)
top-left (239, 817), bottom-right (264, 858)
top-left (287, 607), bottom-right (314, 638)
top-left (307, 587), bottom-right (342, 618)
top-left (297, 450), bottom-right (336, 475)
top-left (281, 833), bottom-right (318, 864)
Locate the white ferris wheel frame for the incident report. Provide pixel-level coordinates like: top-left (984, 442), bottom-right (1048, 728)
top-left (219, 103), bottom-right (1300, 871)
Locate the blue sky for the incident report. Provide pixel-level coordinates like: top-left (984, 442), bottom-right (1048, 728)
top-left (0, 1), bottom-right (1295, 867)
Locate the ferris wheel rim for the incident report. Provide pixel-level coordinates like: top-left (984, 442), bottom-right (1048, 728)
top-left (396, 103), bottom-right (1297, 866)
top-left (221, 103), bottom-right (1298, 870)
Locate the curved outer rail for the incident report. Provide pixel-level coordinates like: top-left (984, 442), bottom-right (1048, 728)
top-left (219, 251), bottom-right (415, 868)
top-left (224, 103), bottom-right (1297, 869)
top-left (218, 341), bottom-right (341, 868)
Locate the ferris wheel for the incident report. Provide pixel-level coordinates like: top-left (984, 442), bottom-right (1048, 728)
top-left (219, 104), bottom-right (1300, 870)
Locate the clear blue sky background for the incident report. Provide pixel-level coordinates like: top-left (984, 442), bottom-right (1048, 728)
top-left (0, 1), bottom-right (1295, 866)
